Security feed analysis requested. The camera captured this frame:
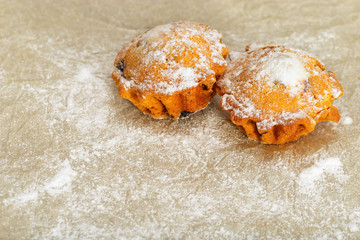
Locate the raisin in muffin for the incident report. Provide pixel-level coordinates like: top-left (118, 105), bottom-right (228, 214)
top-left (216, 44), bottom-right (343, 144)
top-left (112, 21), bottom-right (228, 119)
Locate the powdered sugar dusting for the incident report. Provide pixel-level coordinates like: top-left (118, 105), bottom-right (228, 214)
top-left (221, 94), bottom-right (259, 119)
top-left (141, 23), bottom-right (173, 41)
top-left (217, 45), bottom-right (342, 131)
top-left (117, 21), bottom-right (227, 94)
top-left (248, 42), bottom-right (326, 67)
top-left (257, 50), bottom-right (310, 96)
top-left (220, 93), bottom-right (315, 131)
top-left (256, 111), bottom-right (310, 131)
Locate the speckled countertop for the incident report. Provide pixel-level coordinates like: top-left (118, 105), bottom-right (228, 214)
top-left (1, 0), bottom-right (360, 239)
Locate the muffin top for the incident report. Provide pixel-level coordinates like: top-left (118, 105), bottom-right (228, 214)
top-left (113, 21), bottom-right (228, 95)
top-left (216, 44), bottom-right (343, 131)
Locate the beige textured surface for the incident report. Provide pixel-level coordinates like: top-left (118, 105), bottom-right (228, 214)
top-left (1, 0), bottom-right (360, 239)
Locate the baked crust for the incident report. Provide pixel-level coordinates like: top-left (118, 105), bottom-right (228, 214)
top-left (216, 44), bottom-right (343, 144)
top-left (112, 21), bottom-right (228, 119)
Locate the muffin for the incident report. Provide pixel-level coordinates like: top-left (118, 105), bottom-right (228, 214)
top-left (112, 21), bottom-right (228, 119)
top-left (216, 44), bottom-right (343, 144)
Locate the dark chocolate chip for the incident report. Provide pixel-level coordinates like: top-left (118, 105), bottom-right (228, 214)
top-left (116, 61), bottom-right (124, 72)
top-left (202, 84), bottom-right (208, 90)
top-left (180, 111), bottom-right (192, 118)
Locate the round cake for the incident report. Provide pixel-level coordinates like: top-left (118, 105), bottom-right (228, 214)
top-left (112, 21), bottom-right (229, 119)
top-left (215, 44), bottom-right (343, 144)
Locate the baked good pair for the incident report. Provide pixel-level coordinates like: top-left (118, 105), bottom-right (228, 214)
top-left (112, 21), bottom-right (343, 144)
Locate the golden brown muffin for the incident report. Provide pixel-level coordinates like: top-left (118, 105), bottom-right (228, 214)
top-left (216, 44), bottom-right (343, 144)
top-left (112, 21), bottom-right (228, 119)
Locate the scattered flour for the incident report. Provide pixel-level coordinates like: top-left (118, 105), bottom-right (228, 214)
top-left (0, 69), bottom-right (5, 82)
top-left (348, 223), bottom-right (359, 233)
top-left (3, 160), bottom-right (77, 206)
top-left (76, 66), bottom-right (94, 82)
top-left (297, 157), bottom-right (349, 194)
top-left (3, 191), bottom-right (39, 206)
top-left (43, 160), bottom-right (78, 196)
top-left (341, 116), bottom-right (353, 125)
